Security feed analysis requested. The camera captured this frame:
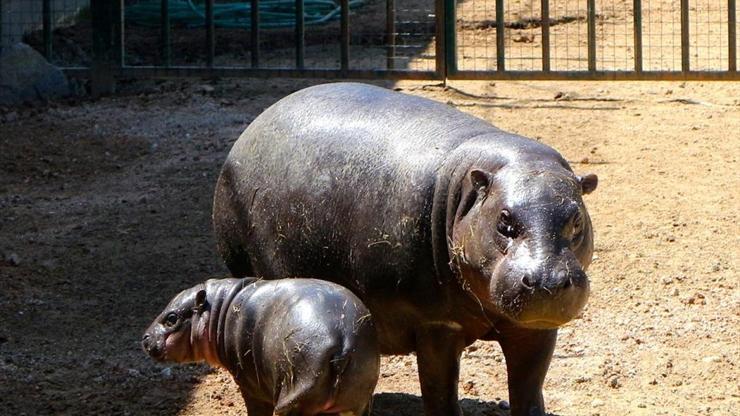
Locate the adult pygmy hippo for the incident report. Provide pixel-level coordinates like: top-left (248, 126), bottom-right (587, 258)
top-left (213, 82), bottom-right (598, 416)
top-left (142, 277), bottom-right (380, 416)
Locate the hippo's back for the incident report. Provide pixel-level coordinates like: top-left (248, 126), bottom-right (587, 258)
top-left (214, 83), bottom-right (499, 285)
top-left (232, 82), bottom-right (498, 168)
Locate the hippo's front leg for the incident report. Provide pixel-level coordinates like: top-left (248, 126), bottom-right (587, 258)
top-left (416, 323), bottom-right (467, 416)
top-left (243, 395), bottom-right (274, 416)
top-left (497, 326), bottom-right (557, 416)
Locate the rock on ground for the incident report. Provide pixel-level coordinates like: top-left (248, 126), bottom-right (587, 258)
top-left (0, 42), bottom-right (69, 106)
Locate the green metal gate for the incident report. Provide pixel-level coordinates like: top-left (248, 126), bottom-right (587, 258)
top-left (9, 0), bottom-right (737, 92)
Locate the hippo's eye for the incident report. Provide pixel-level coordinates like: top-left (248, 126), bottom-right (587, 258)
top-left (164, 312), bottom-right (179, 327)
top-left (497, 210), bottom-right (518, 238)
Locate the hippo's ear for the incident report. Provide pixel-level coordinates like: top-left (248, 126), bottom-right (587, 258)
top-left (470, 169), bottom-right (490, 192)
top-left (577, 173), bottom-right (598, 195)
top-left (456, 169), bottom-right (492, 219)
top-left (194, 289), bottom-right (207, 313)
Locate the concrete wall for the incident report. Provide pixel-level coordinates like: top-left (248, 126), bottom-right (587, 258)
top-left (1, 0), bottom-right (89, 49)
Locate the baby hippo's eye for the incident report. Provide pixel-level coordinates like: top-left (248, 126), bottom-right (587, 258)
top-left (164, 312), bottom-right (179, 327)
top-left (497, 209), bottom-right (518, 238)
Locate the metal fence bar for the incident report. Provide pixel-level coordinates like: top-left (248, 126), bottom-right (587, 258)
top-left (70, 65), bottom-right (740, 81)
top-left (587, 0), bottom-right (596, 71)
top-left (111, 66), bottom-right (439, 80)
top-left (43, 0), bottom-right (52, 60)
top-left (205, 0), bottom-right (215, 67)
top-left (91, 0), bottom-right (123, 96)
top-left (340, 0), bottom-right (349, 71)
top-left (448, 70), bottom-right (740, 80)
top-left (116, 0), bottom-right (124, 66)
top-left (633, 0), bottom-right (642, 72)
top-left (161, 0), bottom-right (171, 66)
top-left (251, 0), bottom-right (260, 67)
top-left (680, 0), bottom-right (689, 72)
top-left (444, 0), bottom-right (456, 75)
top-left (386, 0), bottom-right (396, 69)
top-left (496, 0), bottom-right (504, 71)
top-left (730, 0), bottom-right (737, 71)
top-left (541, 0), bottom-right (550, 71)
top-left (296, 0), bottom-right (305, 69)
top-left (435, 0), bottom-right (446, 77)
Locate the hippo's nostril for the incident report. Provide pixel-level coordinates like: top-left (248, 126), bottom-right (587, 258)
top-left (142, 334), bottom-right (152, 351)
top-left (521, 275), bottom-right (535, 289)
top-left (561, 277), bottom-right (572, 289)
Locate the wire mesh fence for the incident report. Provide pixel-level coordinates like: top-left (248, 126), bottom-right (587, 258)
top-left (1, 0), bottom-right (91, 66)
top-left (454, 0), bottom-right (738, 76)
top-left (1, 0), bottom-right (738, 80)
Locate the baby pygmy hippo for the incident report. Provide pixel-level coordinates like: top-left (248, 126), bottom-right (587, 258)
top-left (142, 278), bottom-right (379, 416)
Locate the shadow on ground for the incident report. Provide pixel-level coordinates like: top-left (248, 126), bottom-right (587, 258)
top-left (371, 392), bottom-right (563, 416)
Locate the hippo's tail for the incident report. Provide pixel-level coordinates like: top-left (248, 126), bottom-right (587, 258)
top-left (212, 165), bottom-right (255, 278)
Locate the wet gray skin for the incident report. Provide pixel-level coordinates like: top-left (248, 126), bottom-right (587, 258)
top-left (212, 82), bottom-right (598, 416)
top-left (142, 278), bottom-right (380, 416)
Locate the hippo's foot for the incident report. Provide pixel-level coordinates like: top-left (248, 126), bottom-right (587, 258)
top-left (416, 323), bottom-right (466, 416)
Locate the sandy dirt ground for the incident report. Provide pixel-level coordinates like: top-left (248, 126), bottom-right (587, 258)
top-left (1, 77), bottom-right (737, 416)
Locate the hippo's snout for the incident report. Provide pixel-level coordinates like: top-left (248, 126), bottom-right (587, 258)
top-left (494, 247), bottom-right (590, 330)
top-left (514, 264), bottom-right (590, 329)
top-left (520, 262), bottom-right (586, 293)
top-left (142, 333), bottom-right (164, 360)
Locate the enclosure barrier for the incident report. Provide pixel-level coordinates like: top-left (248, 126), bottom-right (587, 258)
top-left (2, 0), bottom-right (737, 91)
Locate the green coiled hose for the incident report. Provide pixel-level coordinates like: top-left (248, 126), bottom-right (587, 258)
top-left (125, 0), bottom-right (365, 29)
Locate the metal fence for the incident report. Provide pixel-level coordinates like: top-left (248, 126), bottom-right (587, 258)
top-left (1, 0), bottom-right (737, 90)
top-left (449, 0), bottom-right (738, 79)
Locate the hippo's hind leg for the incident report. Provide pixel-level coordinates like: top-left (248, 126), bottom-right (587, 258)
top-left (213, 166), bottom-right (255, 278)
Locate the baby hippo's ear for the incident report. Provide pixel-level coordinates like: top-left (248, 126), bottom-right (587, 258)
top-left (194, 289), bottom-right (207, 313)
top-left (577, 173), bottom-right (598, 195)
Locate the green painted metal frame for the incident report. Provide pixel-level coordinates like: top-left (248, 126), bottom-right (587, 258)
top-left (71, 0), bottom-right (740, 88)
top-left (43, 0), bottom-right (52, 60)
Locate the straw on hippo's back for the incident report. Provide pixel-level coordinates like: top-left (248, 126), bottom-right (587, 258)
top-left (213, 82), bottom-right (598, 416)
top-left (142, 278), bottom-right (379, 416)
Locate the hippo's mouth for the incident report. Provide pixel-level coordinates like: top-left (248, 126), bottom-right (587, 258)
top-left (143, 340), bottom-right (167, 361)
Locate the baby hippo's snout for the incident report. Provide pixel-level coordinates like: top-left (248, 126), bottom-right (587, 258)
top-left (141, 333), bottom-right (161, 359)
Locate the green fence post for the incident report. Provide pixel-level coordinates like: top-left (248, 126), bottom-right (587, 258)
top-left (729, 0), bottom-right (736, 72)
top-left (680, 0), bottom-right (689, 72)
top-left (633, 0), bottom-right (642, 72)
top-left (587, 0), bottom-right (596, 71)
top-left (443, 0), bottom-right (456, 77)
top-left (43, 0), bottom-right (52, 60)
top-left (91, 0), bottom-right (122, 97)
top-left (496, 0), bottom-right (504, 71)
top-left (541, 0), bottom-right (550, 71)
